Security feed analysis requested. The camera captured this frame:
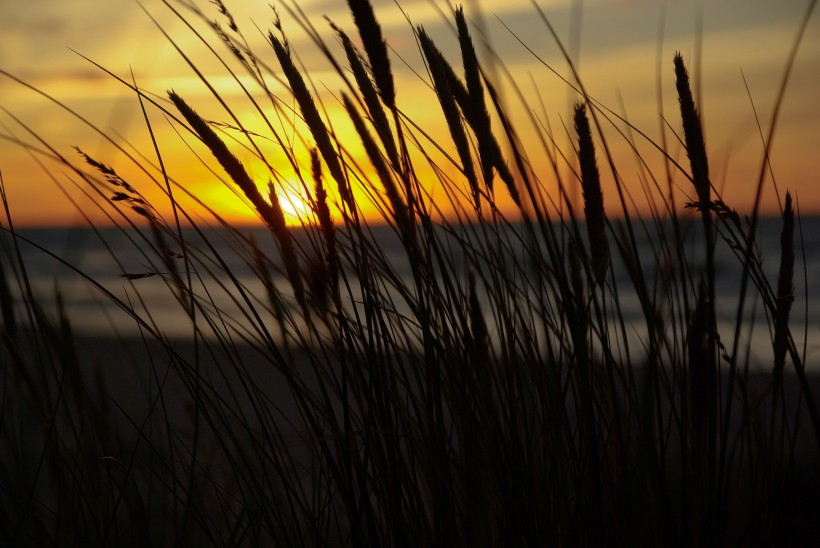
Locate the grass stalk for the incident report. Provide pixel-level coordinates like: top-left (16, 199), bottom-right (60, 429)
top-left (0, 1), bottom-right (817, 545)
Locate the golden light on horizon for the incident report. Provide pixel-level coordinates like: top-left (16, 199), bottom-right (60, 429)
top-left (195, 183), bottom-right (315, 227)
top-left (0, 0), bottom-right (818, 227)
top-left (274, 184), bottom-right (315, 227)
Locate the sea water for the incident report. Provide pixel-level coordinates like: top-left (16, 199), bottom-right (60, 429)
top-left (5, 216), bottom-right (820, 369)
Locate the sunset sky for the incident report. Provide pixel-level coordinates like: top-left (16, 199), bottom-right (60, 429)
top-left (1, 0), bottom-right (818, 226)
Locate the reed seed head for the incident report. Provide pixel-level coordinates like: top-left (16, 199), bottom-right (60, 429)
top-left (269, 181), bottom-right (306, 309)
top-left (311, 149), bottom-right (339, 297)
top-left (455, 7), bottom-right (494, 192)
top-left (574, 102), bottom-right (609, 284)
top-left (347, 0), bottom-right (395, 108)
top-left (335, 25), bottom-right (399, 170)
top-left (168, 91), bottom-right (269, 218)
top-left (774, 191), bottom-right (795, 382)
top-left (687, 279), bottom-right (716, 451)
top-left (169, 90), bottom-right (304, 307)
top-left (343, 93), bottom-right (409, 232)
top-left (674, 53), bottom-right (710, 205)
top-left (467, 267), bottom-right (487, 349)
top-left (418, 28), bottom-right (480, 207)
top-left (269, 33), bottom-right (354, 211)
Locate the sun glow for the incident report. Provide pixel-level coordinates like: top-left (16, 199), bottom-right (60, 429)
top-left (197, 181), bottom-right (316, 227)
top-left (275, 186), bottom-right (314, 227)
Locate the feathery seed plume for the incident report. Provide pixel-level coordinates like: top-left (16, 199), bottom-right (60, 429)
top-left (774, 192), bottom-right (795, 384)
top-left (455, 7), bottom-right (494, 192)
top-left (343, 93), bottom-right (409, 232)
top-left (418, 28), bottom-right (480, 207)
top-left (269, 33), bottom-right (354, 211)
top-left (347, 0), bottom-right (395, 108)
top-left (335, 25), bottom-right (399, 169)
top-left (574, 103), bottom-right (609, 284)
top-left (311, 149), bottom-right (339, 297)
top-left (674, 53), bottom-right (710, 205)
top-left (168, 91), bottom-right (304, 307)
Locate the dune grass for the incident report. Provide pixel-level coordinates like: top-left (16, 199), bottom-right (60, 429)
top-left (1, 0), bottom-right (819, 545)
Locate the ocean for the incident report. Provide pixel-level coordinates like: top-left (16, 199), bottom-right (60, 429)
top-left (5, 215), bottom-right (820, 369)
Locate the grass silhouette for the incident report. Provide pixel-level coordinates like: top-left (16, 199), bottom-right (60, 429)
top-left (1, 0), bottom-right (818, 545)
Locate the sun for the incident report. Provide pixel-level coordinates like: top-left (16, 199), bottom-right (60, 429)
top-left (195, 182), bottom-right (313, 227)
top-left (276, 187), bottom-right (314, 227)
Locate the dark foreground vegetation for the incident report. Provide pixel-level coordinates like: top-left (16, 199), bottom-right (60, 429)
top-left (1, 0), bottom-right (818, 545)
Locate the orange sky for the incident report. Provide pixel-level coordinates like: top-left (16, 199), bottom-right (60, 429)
top-left (1, 0), bottom-right (818, 227)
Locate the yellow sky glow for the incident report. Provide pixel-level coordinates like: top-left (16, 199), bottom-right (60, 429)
top-left (1, 0), bottom-right (818, 227)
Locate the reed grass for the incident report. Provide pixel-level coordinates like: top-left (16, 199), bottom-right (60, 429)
top-left (573, 102), bottom-right (609, 285)
top-left (1, 1), bottom-right (818, 545)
